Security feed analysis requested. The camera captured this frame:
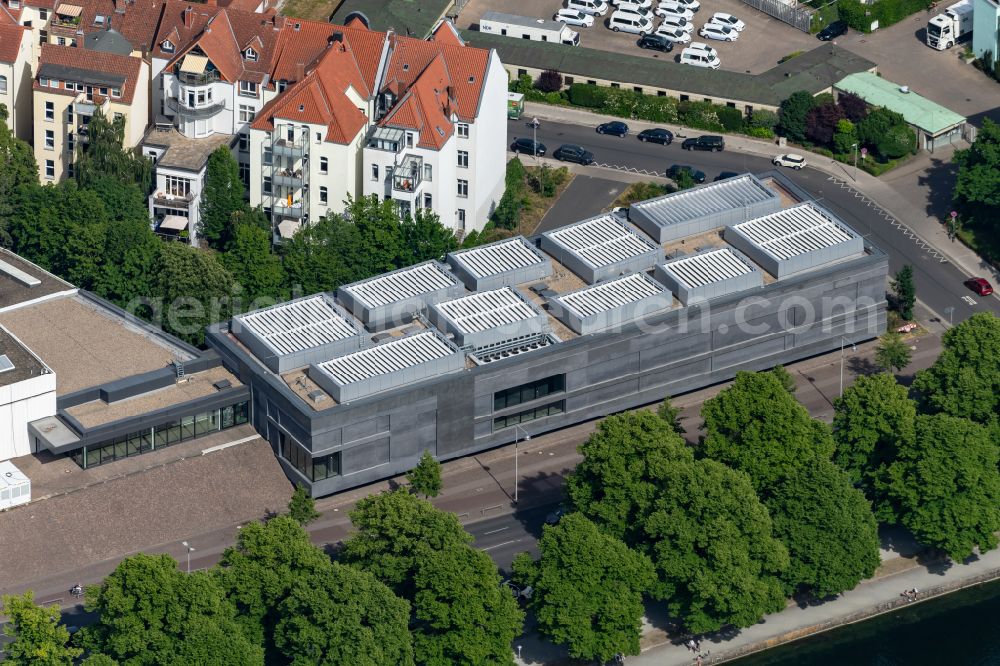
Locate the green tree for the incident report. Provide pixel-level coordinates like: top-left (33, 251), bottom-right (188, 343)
top-left (565, 411), bottom-right (693, 545)
top-left (767, 459), bottom-right (880, 598)
top-left (280, 214), bottom-right (365, 295)
top-left (778, 90), bottom-right (816, 143)
top-left (912, 312), bottom-right (1000, 423)
top-left (287, 484), bottom-right (320, 525)
top-left (96, 214), bottom-right (161, 307)
top-left (74, 108), bottom-right (150, 190)
top-left (346, 194), bottom-right (405, 276)
top-left (772, 364), bottom-right (797, 393)
top-left (274, 562), bottom-right (414, 666)
top-left (341, 489), bottom-right (472, 597)
top-left (399, 208), bottom-right (459, 266)
top-left (874, 331), bottom-right (912, 373)
top-left (877, 124), bottom-right (916, 159)
top-left (412, 545), bottom-right (523, 666)
top-left (407, 450), bottom-right (443, 498)
top-left (890, 265), bottom-right (916, 320)
top-left (832, 118), bottom-right (858, 155)
top-left (0, 116), bottom-right (39, 245)
top-left (953, 118), bottom-right (1000, 252)
top-left (221, 220), bottom-right (285, 305)
top-left (1, 591), bottom-right (82, 666)
top-left (832, 373), bottom-right (916, 520)
top-left (673, 169), bottom-right (696, 191)
top-left (888, 414), bottom-right (1000, 561)
top-left (80, 655), bottom-right (119, 666)
top-left (701, 370), bottom-right (834, 496)
top-left (80, 553), bottom-right (262, 666)
top-left (513, 513), bottom-right (654, 662)
top-left (655, 396), bottom-right (686, 435)
top-left (199, 146), bottom-right (245, 249)
top-left (215, 516), bottom-right (332, 660)
top-left (152, 243), bottom-right (235, 346)
top-left (643, 458), bottom-right (788, 633)
top-left (856, 107), bottom-right (907, 148)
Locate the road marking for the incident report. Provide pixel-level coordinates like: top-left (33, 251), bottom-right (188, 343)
top-left (483, 526), bottom-right (509, 536)
top-left (962, 295), bottom-right (977, 305)
top-left (481, 539), bottom-right (521, 552)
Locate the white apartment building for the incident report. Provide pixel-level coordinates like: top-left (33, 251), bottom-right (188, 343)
top-left (0, 22), bottom-right (33, 141)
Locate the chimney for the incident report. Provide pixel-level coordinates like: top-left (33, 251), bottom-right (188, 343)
top-left (182, 5), bottom-right (192, 27)
top-left (114, 0), bottom-right (125, 14)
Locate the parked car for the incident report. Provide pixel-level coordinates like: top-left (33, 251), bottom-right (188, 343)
top-left (567, 0), bottom-right (610, 15)
top-left (686, 40), bottom-right (718, 58)
top-left (773, 153), bottom-right (807, 169)
top-left (964, 277), bottom-right (994, 296)
top-left (555, 8), bottom-right (595, 26)
top-left (638, 33), bottom-right (674, 51)
top-left (679, 46), bottom-right (720, 68)
top-left (666, 164), bottom-right (706, 183)
top-left (714, 170), bottom-right (742, 181)
top-left (638, 127), bottom-right (674, 144)
top-left (659, 15), bottom-right (694, 32)
top-left (655, 23), bottom-right (692, 42)
top-left (554, 143), bottom-right (595, 164)
top-left (609, 9), bottom-right (654, 33)
top-left (817, 19), bottom-right (847, 40)
top-left (656, 1), bottom-right (694, 20)
top-left (681, 135), bottom-right (725, 151)
top-left (708, 11), bottom-right (745, 30)
top-left (502, 580), bottom-right (534, 601)
top-left (545, 505), bottom-right (568, 525)
top-left (614, 0), bottom-right (653, 9)
top-left (510, 137), bottom-right (546, 156)
top-left (699, 22), bottom-right (738, 41)
top-left (675, 0), bottom-right (700, 11)
top-left (597, 120), bottom-right (630, 136)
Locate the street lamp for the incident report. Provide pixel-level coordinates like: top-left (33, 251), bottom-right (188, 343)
top-left (840, 336), bottom-right (857, 398)
top-left (181, 541), bottom-right (195, 574)
top-left (851, 143), bottom-right (859, 181)
top-left (944, 306), bottom-right (954, 327)
top-left (517, 645), bottom-right (523, 661)
top-left (513, 424), bottom-right (530, 505)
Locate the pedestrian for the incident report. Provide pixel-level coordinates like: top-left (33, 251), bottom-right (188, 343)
top-left (696, 656), bottom-right (703, 666)
top-left (912, 587), bottom-right (919, 599)
top-left (695, 640), bottom-right (702, 652)
top-left (687, 639), bottom-right (696, 652)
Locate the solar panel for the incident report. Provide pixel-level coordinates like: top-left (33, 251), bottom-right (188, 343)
top-left (316, 332), bottom-right (454, 385)
top-left (732, 204), bottom-right (854, 261)
top-left (631, 174), bottom-right (777, 227)
top-left (450, 237), bottom-right (544, 279)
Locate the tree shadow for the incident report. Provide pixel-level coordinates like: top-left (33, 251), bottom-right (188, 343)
top-left (794, 590), bottom-right (841, 609)
top-left (915, 548), bottom-right (954, 576)
top-left (880, 524), bottom-right (923, 557)
top-left (915, 152), bottom-right (960, 220)
top-left (847, 355), bottom-right (878, 377)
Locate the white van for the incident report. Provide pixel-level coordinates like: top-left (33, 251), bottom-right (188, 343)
top-left (613, 0), bottom-right (652, 8)
top-left (609, 9), bottom-right (653, 33)
top-left (680, 46), bottom-right (720, 68)
top-left (567, 0), bottom-right (610, 16)
top-left (656, 1), bottom-right (694, 19)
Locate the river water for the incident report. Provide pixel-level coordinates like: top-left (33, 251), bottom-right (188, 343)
top-left (733, 579), bottom-right (1000, 666)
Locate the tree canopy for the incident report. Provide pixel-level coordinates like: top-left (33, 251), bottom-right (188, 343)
top-left (953, 118), bottom-right (1000, 257)
top-left (874, 331), bottom-right (912, 373)
top-left (74, 108), bottom-right (151, 191)
top-left (513, 513), bottom-right (654, 662)
top-left (778, 91), bottom-right (816, 143)
top-left (407, 450), bottom-right (443, 498)
top-left (1, 592), bottom-right (82, 666)
top-left (287, 484), bottom-right (321, 526)
top-left (199, 146), bottom-right (245, 249)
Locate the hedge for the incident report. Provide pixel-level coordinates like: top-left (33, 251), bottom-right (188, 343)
top-left (838, 0), bottom-right (932, 32)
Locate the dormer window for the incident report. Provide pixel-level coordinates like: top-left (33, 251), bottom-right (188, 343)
top-left (93, 14), bottom-right (105, 26)
top-left (244, 47), bottom-right (257, 62)
top-left (162, 40), bottom-right (174, 52)
top-left (9, 0), bottom-right (20, 9)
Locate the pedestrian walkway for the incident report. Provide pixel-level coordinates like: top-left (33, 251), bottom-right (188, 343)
top-left (524, 102), bottom-right (997, 284)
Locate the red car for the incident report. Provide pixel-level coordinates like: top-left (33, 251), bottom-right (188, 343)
top-left (964, 277), bottom-right (994, 296)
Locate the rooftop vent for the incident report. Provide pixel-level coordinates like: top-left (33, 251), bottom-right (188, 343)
top-left (0, 355), bottom-right (14, 373)
top-left (213, 379), bottom-right (232, 390)
top-left (403, 63), bottom-right (409, 71)
top-left (307, 389), bottom-right (328, 403)
top-left (468, 75), bottom-right (475, 83)
top-left (899, 85), bottom-right (910, 93)
top-left (299, 104), bottom-right (305, 111)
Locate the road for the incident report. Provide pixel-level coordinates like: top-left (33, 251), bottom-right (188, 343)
top-left (510, 117), bottom-right (1000, 325)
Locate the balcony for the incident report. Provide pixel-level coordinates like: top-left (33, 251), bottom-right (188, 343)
top-left (392, 155), bottom-right (423, 194)
top-left (272, 202), bottom-right (304, 218)
top-left (367, 126), bottom-right (405, 152)
top-left (166, 96), bottom-right (226, 120)
top-left (272, 138), bottom-right (307, 158)
top-left (273, 169), bottom-right (304, 188)
top-left (177, 70), bottom-right (221, 86)
top-left (50, 15), bottom-right (81, 29)
top-left (151, 191), bottom-right (195, 208)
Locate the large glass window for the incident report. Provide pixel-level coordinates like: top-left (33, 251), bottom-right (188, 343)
top-left (494, 401), bottom-right (565, 431)
top-left (494, 375), bottom-right (566, 411)
top-left (279, 432), bottom-right (340, 482)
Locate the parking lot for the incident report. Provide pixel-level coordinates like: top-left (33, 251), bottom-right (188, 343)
top-left (458, 0), bottom-right (818, 73)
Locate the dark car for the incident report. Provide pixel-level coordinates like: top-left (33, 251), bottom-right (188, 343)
top-left (714, 171), bottom-right (742, 181)
top-left (965, 277), bottom-right (994, 296)
top-left (666, 164), bottom-right (706, 184)
top-left (554, 143), bottom-right (595, 165)
top-left (597, 121), bottom-right (629, 136)
top-left (817, 20), bottom-right (848, 41)
top-left (681, 135), bottom-right (725, 151)
top-left (510, 137), bottom-right (546, 157)
top-left (545, 505), bottom-right (567, 526)
top-left (638, 128), bottom-right (674, 144)
top-left (637, 33), bottom-right (674, 52)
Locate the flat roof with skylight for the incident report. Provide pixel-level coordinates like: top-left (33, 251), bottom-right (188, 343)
top-left (551, 273), bottom-right (673, 335)
top-left (430, 287), bottom-right (549, 349)
top-left (540, 214), bottom-right (664, 284)
top-left (447, 236), bottom-right (552, 291)
top-left (629, 174), bottom-right (781, 243)
top-left (337, 261), bottom-right (465, 331)
top-left (655, 248), bottom-right (763, 305)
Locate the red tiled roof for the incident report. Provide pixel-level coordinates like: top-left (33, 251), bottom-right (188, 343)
top-left (162, 6), bottom-right (282, 82)
top-left (24, 0), bottom-right (57, 9)
top-left (38, 43), bottom-right (144, 104)
top-left (151, 0), bottom-right (219, 60)
top-left (429, 19), bottom-right (464, 47)
top-left (268, 19), bottom-right (383, 89)
top-left (381, 53), bottom-right (453, 150)
top-left (0, 24), bottom-right (27, 62)
top-left (381, 35), bottom-right (488, 121)
top-left (0, 4), bottom-right (20, 24)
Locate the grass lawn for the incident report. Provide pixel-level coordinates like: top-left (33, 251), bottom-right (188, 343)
top-left (281, 0), bottom-right (342, 21)
top-left (521, 166), bottom-right (574, 236)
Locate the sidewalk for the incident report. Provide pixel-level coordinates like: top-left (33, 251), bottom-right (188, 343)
top-left (524, 102), bottom-right (997, 284)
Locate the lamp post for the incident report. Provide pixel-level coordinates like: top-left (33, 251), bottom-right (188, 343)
top-left (181, 541), bottom-right (195, 574)
top-left (840, 336), bottom-right (857, 398)
top-left (513, 424), bottom-right (530, 505)
top-left (944, 306), bottom-right (954, 327)
top-left (532, 121), bottom-right (538, 161)
top-left (852, 143), bottom-right (859, 181)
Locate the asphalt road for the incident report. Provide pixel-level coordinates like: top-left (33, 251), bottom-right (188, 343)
top-left (509, 118), bottom-right (1000, 325)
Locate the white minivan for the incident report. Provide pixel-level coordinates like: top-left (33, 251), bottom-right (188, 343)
top-left (655, 24), bottom-right (691, 43)
top-left (656, 1), bottom-right (694, 20)
top-left (609, 9), bottom-right (653, 33)
top-left (680, 46), bottom-right (720, 68)
top-left (567, 0), bottom-right (610, 16)
top-left (612, 0), bottom-right (652, 8)
top-left (614, 0), bottom-right (653, 15)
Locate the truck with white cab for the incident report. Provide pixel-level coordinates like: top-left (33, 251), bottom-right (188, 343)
top-left (480, 11), bottom-right (580, 45)
top-left (926, 0), bottom-right (973, 50)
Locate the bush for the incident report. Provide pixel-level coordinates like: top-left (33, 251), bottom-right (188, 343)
top-left (778, 51), bottom-right (804, 63)
top-left (805, 102), bottom-right (844, 146)
top-left (837, 92), bottom-right (868, 122)
top-left (877, 124), bottom-right (917, 159)
top-left (750, 109), bottom-right (779, 130)
top-left (778, 90), bottom-right (816, 143)
top-left (716, 106), bottom-right (745, 132)
top-left (679, 100), bottom-right (723, 131)
top-left (567, 83), bottom-right (607, 108)
top-left (833, 119), bottom-right (858, 154)
top-left (511, 73), bottom-right (534, 94)
top-left (747, 126), bottom-right (775, 139)
top-left (536, 69), bottom-right (563, 93)
top-left (505, 157), bottom-right (526, 192)
top-left (839, 0), bottom-right (932, 32)
top-left (544, 91), bottom-right (569, 105)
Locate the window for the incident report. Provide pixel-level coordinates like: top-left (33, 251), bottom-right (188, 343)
top-left (371, 164), bottom-right (378, 181)
top-left (424, 193), bottom-right (432, 209)
top-left (38, 8), bottom-right (47, 18)
top-left (587, 80), bottom-right (596, 85)
top-left (238, 104), bottom-right (255, 123)
top-left (66, 133), bottom-right (74, 152)
top-left (457, 179), bottom-right (468, 198)
top-left (457, 150), bottom-right (469, 168)
top-left (0, 76), bottom-right (6, 93)
top-left (56, 36), bottom-right (66, 46)
top-left (45, 101), bottom-right (54, 120)
top-left (493, 401), bottom-right (565, 430)
top-left (113, 112), bottom-right (123, 122)
top-left (238, 162), bottom-right (250, 188)
top-left (679, 94), bottom-right (689, 102)
top-left (67, 105), bottom-right (73, 122)
top-left (657, 91), bottom-right (666, 97)
top-left (263, 176), bottom-right (271, 195)
top-left (165, 175), bottom-right (191, 197)
top-left (44, 160), bottom-right (54, 179)
top-left (405, 132), bottom-right (414, 148)
top-left (610, 83), bottom-right (620, 89)
top-left (633, 86), bottom-right (642, 94)
top-left (457, 208), bottom-right (466, 229)
top-left (280, 433), bottom-right (341, 482)
top-left (238, 134), bottom-right (249, 152)
top-left (494, 375), bottom-right (566, 411)
top-left (239, 80), bottom-right (258, 97)
top-left (93, 13), bottom-right (105, 26)
top-left (277, 80), bottom-right (287, 93)
top-left (44, 130), bottom-right (54, 149)
top-left (263, 147), bottom-right (272, 165)
top-left (517, 68), bottom-right (527, 77)
top-left (423, 164), bottom-right (432, 181)
top-left (244, 47), bottom-right (257, 61)
top-left (319, 156), bottom-right (328, 174)
top-left (457, 123), bottom-right (469, 139)
top-left (100, 87), bottom-right (108, 96)
top-left (67, 162), bottom-right (74, 177)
